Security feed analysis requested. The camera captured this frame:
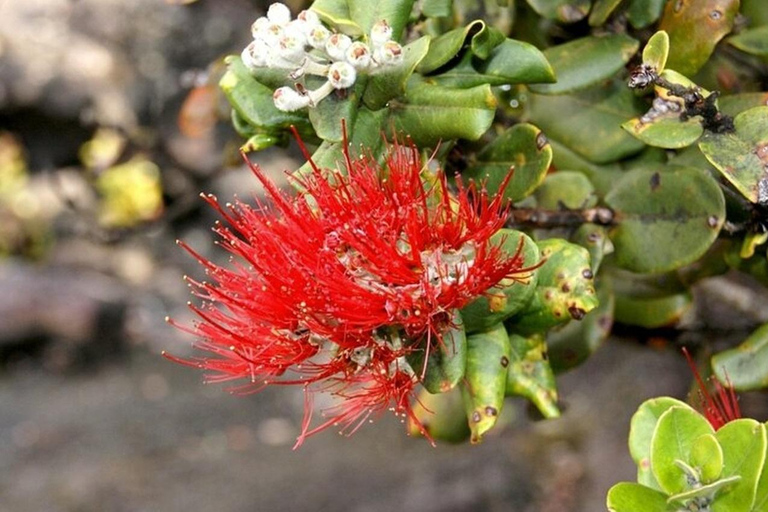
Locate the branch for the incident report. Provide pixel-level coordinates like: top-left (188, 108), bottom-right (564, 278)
top-left (506, 207), bottom-right (615, 229)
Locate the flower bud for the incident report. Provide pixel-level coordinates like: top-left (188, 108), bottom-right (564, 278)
top-left (250, 16), bottom-right (270, 39)
top-left (307, 25), bottom-right (330, 50)
top-left (242, 40), bottom-right (270, 70)
top-left (328, 61), bottom-right (356, 89)
top-left (297, 9), bottom-right (320, 29)
top-left (273, 86), bottom-right (310, 111)
top-left (267, 3), bottom-right (292, 26)
top-left (374, 41), bottom-right (403, 67)
top-left (258, 21), bottom-right (284, 46)
top-left (277, 32), bottom-right (306, 63)
top-left (370, 20), bottom-right (393, 46)
top-left (325, 33), bottom-right (352, 61)
top-left (345, 42), bottom-right (372, 70)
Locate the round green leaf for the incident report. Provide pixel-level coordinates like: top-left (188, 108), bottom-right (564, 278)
top-left (690, 433), bottom-right (724, 484)
top-left (464, 123), bottom-right (552, 202)
top-left (629, 397), bottom-right (690, 490)
top-left (462, 323), bottom-right (511, 443)
top-left (527, 81), bottom-right (646, 164)
top-left (548, 277), bottom-right (614, 373)
top-left (525, 0), bottom-right (591, 23)
top-left (507, 239), bottom-right (599, 334)
top-left (529, 35), bottom-right (639, 95)
top-left (728, 26), bottom-right (768, 56)
top-left (505, 333), bottom-right (559, 418)
top-left (622, 115), bottom-right (703, 149)
top-left (699, 106), bottom-right (768, 204)
top-left (627, 0), bottom-right (666, 29)
top-left (607, 482), bottom-right (669, 512)
top-left (461, 230), bottom-right (540, 334)
top-left (407, 310), bottom-right (467, 394)
top-left (589, 0), bottom-right (624, 27)
top-left (614, 290), bottom-right (693, 328)
top-left (659, 0), bottom-right (740, 76)
top-left (605, 166), bottom-right (725, 274)
top-left (713, 419), bottom-right (767, 512)
top-left (389, 81), bottom-right (496, 146)
top-left (651, 405), bottom-right (715, 495)
top-left (712, 322), bottom-right (768, 391)
top-left (409, 387), bottom-right (470, 444)
top-left (534, 171), bottom-right (597, 209)
top-left (642, 31), bottom-right (670, 71)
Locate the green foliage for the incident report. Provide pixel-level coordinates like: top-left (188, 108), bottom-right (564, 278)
top-left (219, 0), bottom-right (768, 447)
top-left (611, 399), bottom-right (768, 512)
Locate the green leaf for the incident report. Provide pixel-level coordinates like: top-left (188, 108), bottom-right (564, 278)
top-left (573, 224), bottom-right (613, 273)
top-left (508, 239), bottom-right (599, 334)
top-left (505, 333), bottom-right (559, 418)
top-left (718, 93), bottom-right (768, 118)
top-left (421, 0), bottom-right (453, 17)
top-left (524, 0), bottom-right (591, 23)
top-left (614, 290), bottom-right (693, 328)
top-left (629, 397), bottom-right (691, 490)
top-left (713, 420), bottom-right (767, 512)
top-left (408, 310), bottom-right (467, 394)
top-left (408, 387), bottom-right (471, 443)
top-left (699, 106), bottom-right (768, 204)
top-left (463, 123), bottom-right (552, 202)
top-left (651, 405), bottom-right (715, 495)
top-left (241, 133), bottom-right (281, 153)
top-left (605, 166), bottom-right (725, 274)
top-left (642, 31), bottom-right (670, 72)
top-left (310, 0), bottom-right (363, 36)
top-left (712, 323), bottom-right (768, 391)
top-left (607, 482), bottom-right (669, 512)
top-left (728, 26), bottom-right (768, 56)
top-left (547, 138), bottom-right (622, 197)
top-left (389, 81), bottom-right (496, 146)
top-left (534, 171), bottom-right (597, 209)
top-left (527, 81), bottom-right (646, 164)
top-left (462, 323), bottom-right (512, 443)
top-left (363, 36), bottom-right (431, 110)
top-left (690, 433), bottom-right (724, 484)
top-left (461, 230), bottom-right (540, 334)
top-left (219, 56), bottom-right (307, 130)
top-left (529, 35), bottom-right (639, 95)
top-left (626, 0), bottom-right (666, 29)
top-left (588, 0), bottom-right (623, 26)
top-left (622, 115), bottom-right (703, 150)
top-left (417, 21), bottom-right (504, 74)
top-left (434, 39), bottom-right (555, 88)
top-left (752, 435), bottom-right (768, 512)
top-left (348, 0), bottom-right (415, 39)
top-left (548, 277), bottom-right (613, 373)
top-left (308, 80), bottom-right (364, 143)
top-left (658, 0), bottom-right (740, 76)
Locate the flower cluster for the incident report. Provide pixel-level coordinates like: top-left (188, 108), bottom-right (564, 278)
top-left (241, 3), bottom-right (404, 112)
top-left (166, 132), bottom-right (533, 446)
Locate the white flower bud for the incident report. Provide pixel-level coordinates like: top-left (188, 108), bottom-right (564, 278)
top-left (345, 42), bottom-right (371, 70)
top-left (284, 21), bottom-right (308, 45)
top-left (242, 39), bottom-right (270, 70)
top-left (328, 61), bottom-right (356, 89)
top-left (374, 41), bottom-right (403, 66)
top-left (370, 20), bottom-right (393, 47)
top-left (267, 3), bottom-right (292, 26)
top-left (251, 16), bottom-right (270, 39)
top-left (307, 25), bottom-right (330, 50)
top-left (297, 9), bottom-right (320, 29)
top-left (277, 32), bottom-right (306, 63)
top-left (273, 86), bottom-right (310, 111)
top-left (259, 22), bottom-right (283, 46)
top-left (325, 33), bottom-right (352, 61)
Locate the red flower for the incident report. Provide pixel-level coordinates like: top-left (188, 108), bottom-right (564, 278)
top-left (682, 347), bottom-right (741, 430)
top-left (166, 129), bottom-right (535, 446)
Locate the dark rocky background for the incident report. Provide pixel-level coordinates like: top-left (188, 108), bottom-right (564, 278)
top-left (1, 1), bottom-right (766, 511)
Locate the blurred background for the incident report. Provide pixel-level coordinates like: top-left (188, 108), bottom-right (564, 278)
top-left (1, 1), bottom-right (767, 511)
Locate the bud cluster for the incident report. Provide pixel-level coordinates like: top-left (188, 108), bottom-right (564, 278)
top-left (241, 3), bottom-right (404, 112)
